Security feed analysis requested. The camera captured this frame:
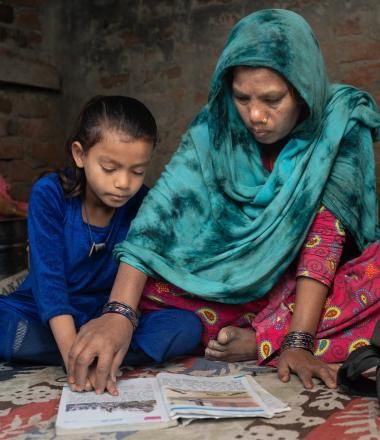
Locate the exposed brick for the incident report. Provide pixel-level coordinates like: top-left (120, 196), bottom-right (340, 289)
top-left (7, 117), bottom-right (56, 139)
top-left (9, 158), bottom-right (40, 181)
top-left (337, 40), bottom-right (380, 63)
top-left (0, 137), bottom-right (24, 159)
top-left (160, 66), bottom-right (181, 80)
top-left (26, 142), bottom-right (63, 167)
top-left (341, 63), bottom-right (380, 91)
top-left (0, 3), bottom-right (14, 24)
top-left (0, 160), bottom-right (10, 179)
top-left (332, 16), bottom-right (362, 37)
top-left (0, 96), bottom-right (12, 114)
top-left (9, 181), bottom-right (31, 202)
top-left (193, 0), bottom-right (232, 7)
top-left (193, 90), bottom-right (207, 107)
top-left (5, 119), bottom-right (18, 136)
top-left (0, 25), bottom-right (9, 41)
top-left (12, 95), bottom-right (50, 118)
top-left (10, 0), bottom-right (45, 7)
top-left (121, 30), bottom-right (144, 45)
top-left (0, 118), bottom-right (7, 136)
top-left (12, 27), bottom-right (28, 48)
top-left (28, 29), bottom-right (42, 46)
top-left (15, 8), bottom-right (41, 30)
top-left (100, 73), bottom-right (130, 89)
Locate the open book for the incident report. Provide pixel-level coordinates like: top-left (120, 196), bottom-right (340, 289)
top-left (56, 373), bottom-right (290, 435)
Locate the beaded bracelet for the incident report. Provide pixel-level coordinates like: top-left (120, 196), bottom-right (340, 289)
top-left (101, 301), bottom-right (139, 330)
top-left (281, 331), bottom-right (315, 354)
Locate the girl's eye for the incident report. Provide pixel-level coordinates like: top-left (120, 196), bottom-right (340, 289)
top-left (133, 170), bottom-right (145, 176)
top-left (102, 167), bottom-right (116, 173)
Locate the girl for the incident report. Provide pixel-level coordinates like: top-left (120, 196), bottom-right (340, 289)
top-left (0, 96), bottom-right (202, 394)
top-left (68, 10), bottom-right (380, 394)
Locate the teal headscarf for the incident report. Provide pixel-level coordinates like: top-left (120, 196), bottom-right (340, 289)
top-left (114, 9), bottom-right (380, 303)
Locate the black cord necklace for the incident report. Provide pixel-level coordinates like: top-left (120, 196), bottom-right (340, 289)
top-left (83, 203), bottom-right (116, 257)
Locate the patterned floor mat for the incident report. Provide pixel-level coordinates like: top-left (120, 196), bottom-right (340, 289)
top-left (0, 357), bottom-right (379, 439)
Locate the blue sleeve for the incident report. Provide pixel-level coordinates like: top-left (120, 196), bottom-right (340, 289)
top-left (28, 174), bottom-right (77, 324)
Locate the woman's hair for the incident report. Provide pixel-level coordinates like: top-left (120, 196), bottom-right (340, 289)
top-left (59, 95), bottom-right (158, 197)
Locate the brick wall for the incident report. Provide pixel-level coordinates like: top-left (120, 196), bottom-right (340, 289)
top-left (1, 0), bottom-right (379, 199)
top-left (0, 0), bottom-right (62, 201)
top-left (60, 0), bottom-right (380, 190)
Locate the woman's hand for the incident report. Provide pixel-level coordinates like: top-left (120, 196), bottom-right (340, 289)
top-left (67, 313), bottom-right (134, 394)
top-left (277, 348), bottom-right (338, 389)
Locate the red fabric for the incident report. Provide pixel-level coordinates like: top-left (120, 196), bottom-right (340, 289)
top-left (140, 208), bottom-right (380, 365)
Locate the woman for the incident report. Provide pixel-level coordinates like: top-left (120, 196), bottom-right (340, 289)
top-left (68, 9), bottom-right (380, 394)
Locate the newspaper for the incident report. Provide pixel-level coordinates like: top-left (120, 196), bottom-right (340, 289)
top-left (56, 373), bottom-right (290, 435)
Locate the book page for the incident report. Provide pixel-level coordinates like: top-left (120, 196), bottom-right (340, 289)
top-left (246, 376), bottom-right (290, 414)
top-left (56, 378), bottom-right (175, 434)
top-left (157, 373), bottom-right (274, 419)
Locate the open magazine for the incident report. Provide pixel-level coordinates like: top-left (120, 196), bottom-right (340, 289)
top-left (56, 373), bottom-right (290, 435)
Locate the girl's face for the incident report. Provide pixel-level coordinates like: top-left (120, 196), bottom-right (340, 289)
top-left (72, 129), bottom-right (153, 209)
top-left (231, 67), bottom-right (301, 144)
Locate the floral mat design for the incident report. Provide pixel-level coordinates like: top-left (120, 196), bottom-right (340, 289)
top-left (0, 274), bottom-right (379, 439)
top-left (0, 357), bottom-right (379, 440)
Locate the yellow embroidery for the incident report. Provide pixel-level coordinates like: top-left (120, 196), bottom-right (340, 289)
top-left (323, 306), bottom-right (341, 320)
top-left (196, 308), bottom-right (217, 325)
top-left (259, 341), bottom-right (272, 359)
top-left (305, 235), bottom-right (321, 248)
top-left (348, 339), bottom-right (369, 353)
top-left (335, 219), bottom-right (345, 236)
top-left (314, 339), bottom-right (330, 356)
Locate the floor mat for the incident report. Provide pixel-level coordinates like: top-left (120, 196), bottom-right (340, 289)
top-left (0, 357), bottom-right (379, 439)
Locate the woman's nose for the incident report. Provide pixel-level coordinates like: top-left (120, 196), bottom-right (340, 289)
top-left (249, 105), bottom-right (266, 124)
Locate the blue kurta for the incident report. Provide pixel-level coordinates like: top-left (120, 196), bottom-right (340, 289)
top-left (3, 173), bottom-right (148, 327)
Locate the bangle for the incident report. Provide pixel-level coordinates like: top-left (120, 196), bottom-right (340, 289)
top-left (281, 331), bottom-right (315, 354)
top-left (101, 301), bottom-right (139, 330)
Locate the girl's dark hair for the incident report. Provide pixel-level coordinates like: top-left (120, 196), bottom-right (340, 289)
top-left (59, 95), bottom-right (158, 197)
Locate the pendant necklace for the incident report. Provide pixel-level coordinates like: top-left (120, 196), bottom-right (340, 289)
top-left (83, 203), bottom-right (116, 257)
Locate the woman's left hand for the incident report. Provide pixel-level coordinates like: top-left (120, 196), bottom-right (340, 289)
top-left (277, 348), bottom-right (338, 389)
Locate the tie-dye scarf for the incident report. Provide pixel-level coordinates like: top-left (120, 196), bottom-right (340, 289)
top-left (114, 9), bottom-right (380, 303)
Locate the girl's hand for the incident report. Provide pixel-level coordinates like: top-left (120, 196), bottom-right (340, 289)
top-left (68, 366), bottom-right (118, 395)
top-left (277, 348), bottom-right (338, 389)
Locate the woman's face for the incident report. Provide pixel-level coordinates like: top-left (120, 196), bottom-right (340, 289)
top-left (232, 67), bottom-right (301, 144)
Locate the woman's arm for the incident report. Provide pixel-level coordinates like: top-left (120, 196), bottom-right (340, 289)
top-left (288, 276), bottom-right (328, 334)
top-left (277, 277), bottom-right (338, 388)
top-left (277, 207), bottom-right (345, 388)
top-left (67, 263), bottom-right (148, 394)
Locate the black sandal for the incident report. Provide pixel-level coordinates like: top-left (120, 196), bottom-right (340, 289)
top-left (337, 320), bottom-right (380, 402)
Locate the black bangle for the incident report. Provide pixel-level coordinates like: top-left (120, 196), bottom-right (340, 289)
top-left (281, 331), bottom-right (315, 354)
top-left (101, 301), bottom-right (139, 330)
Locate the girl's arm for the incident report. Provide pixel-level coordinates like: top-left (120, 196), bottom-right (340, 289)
top-left (67, 263), bottom-right (147, 394)
top-left (28, 175), bottom-right (78, 325)
top-left (28, 175), bottom-right (81, 371)
top-left (49, 315), bottom-right (77, 369)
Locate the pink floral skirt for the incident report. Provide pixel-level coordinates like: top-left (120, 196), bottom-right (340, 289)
top-left (139, 241), bottom-right (380, 365)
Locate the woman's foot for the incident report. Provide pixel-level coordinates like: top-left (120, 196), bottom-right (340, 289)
top-left (205, 326), bottom-right (257, 362)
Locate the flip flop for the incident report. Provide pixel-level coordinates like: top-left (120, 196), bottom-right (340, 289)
top-left (337, 320), bottom-right (380, 402)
